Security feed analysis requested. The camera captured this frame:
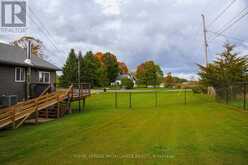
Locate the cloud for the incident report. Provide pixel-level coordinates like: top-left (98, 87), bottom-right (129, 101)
top-left (1, 0), bottom-right (247, 77)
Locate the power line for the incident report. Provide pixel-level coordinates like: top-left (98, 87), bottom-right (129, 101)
top-left (28, 17), bottom-right (62, 64)
top-left (28, 15), bottom-right (62, 57)
top-left (208, 0), bottom-right (237, 27)
top-left (208, 30), bottom-right (248, 48)
top-left (28, 6), bottom-right (67, 55)
top-left (208, 30), bottom-right (247, 43)
top-left (209, 7), bottom-right (248, 42)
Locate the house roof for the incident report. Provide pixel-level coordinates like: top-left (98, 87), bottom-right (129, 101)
top-left (0, 42), bottom-right (61, 71)
top-left (116, 74), bottom-right (129, 80)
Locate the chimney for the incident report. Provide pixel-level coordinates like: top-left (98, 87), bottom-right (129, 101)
top-left (24, 40), bottom-right (32, 65)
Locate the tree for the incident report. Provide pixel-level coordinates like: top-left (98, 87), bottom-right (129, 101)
top-left (173, 77), bottom-right (188, 83)
top-left (198, 43), bottom-right (248, 88)
top-left (136, 61), bottom-right (164, 86)
top-left (164, 72), bottom-right (175, 87)
top-left (95, 52), bottom-right (105, 64)
top-left (11, 36), bottom-right (44, 58)
top-left (103, 52), bottom-right (120, 83)
top-left (118, 62), bottom-right (129, 74)
top-left (80, 51), bottom-right (103, 87)
top-left (60, 49), bottom-right (78, 87)
top-left (60, 50), bottom-right (123, 87)
top-left (198, 43), bottom-right (248, 98)
top-left (121, 77), bottom-right (134, 89)
top-left (155, 64), bottom-right (164, 84)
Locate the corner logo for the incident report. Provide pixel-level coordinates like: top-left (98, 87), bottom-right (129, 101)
top-left (0, 0), bottom-right (28, 33)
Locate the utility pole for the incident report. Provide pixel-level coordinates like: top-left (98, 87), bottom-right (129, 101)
top-left (78, 51), bottom-right (81, 112)
top-left (201, 14), bottom-right (208, 67)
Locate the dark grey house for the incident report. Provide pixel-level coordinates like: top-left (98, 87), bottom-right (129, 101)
top-left (0, 42), bottom-right (61, 101)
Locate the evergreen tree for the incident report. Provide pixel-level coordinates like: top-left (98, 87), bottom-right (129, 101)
top-left (198, 43), bottom-right (248, 88)
top-left (60, 49), bottom-right (78, 87)
top-left (81, 51), bottom-right (102, 87)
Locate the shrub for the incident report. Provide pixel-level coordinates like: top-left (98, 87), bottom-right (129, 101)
top-left (121, 78), bottom-right (134, 89)
top-left (192, 86), bottom-right (207, 94)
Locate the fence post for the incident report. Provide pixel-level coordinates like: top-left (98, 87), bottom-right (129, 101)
top-left (78, 84), bottom-right (81, 112)
top-left (115, 92), bottom-right (118, 109)
top-left (83, 98), bottom-right (86, 111)
top-left (155, 91), bottom-right (158, 107)
top-left (129, 92), bottom-right (132, 109)
top-left (184, 88), bottom-right (187, 105)
top-left (244, 83), bottom-right (246, 111)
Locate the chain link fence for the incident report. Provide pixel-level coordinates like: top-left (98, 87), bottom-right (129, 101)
top-left (214, 82), bottom-right (247, 110)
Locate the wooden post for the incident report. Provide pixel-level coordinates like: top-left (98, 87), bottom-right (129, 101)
top-left (57, 103), bottom-right (60, 118)
top-left (78, 84), bottom-right (81, 112)
top-left (12, 106), bottom-right (16, 129)
top-left (115, 92), bottom-right (118, 109)
top-left (67, 85), bottom-right (72, 114)
top-left (244, 83), bottom-right (246, 111)
top-left (57, 95), bottom-right (60, 118)
top-left (68, 100), bottom-right (72, 114)
top-left (46, 108), bottom-right (48, 118)
top-left (71, 86), bottom-right (74, 99)
top-left (83, 98), bottom-right (86, 111)
top-left (155, 91), bottom-right (158, 107)
top-left (184, 88), bottom-right (187, 105)
top-left (129, 92), bottom-right (132, 109)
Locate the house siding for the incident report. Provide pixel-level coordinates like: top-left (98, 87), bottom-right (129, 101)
top-left (0, 65), bottom-right (26, 101)
top-left (31, 69), bottom-right (56, 84)
top-left (0, 64), bottom-right (57, 101)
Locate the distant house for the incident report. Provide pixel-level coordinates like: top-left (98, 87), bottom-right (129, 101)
top-left (112, 72), bottom-right (136, 86)
top-left (0, 42), bottom-right (61, 101)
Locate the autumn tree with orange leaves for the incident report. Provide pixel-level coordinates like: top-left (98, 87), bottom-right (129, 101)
top-left (118, 62), bottom-right (128, 74)
top-left (61, 50), bottom-right (127, 87)
top-left (136, 61), bottom-right (163, 87)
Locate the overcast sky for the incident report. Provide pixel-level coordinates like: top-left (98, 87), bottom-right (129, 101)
top-left (1, 0), bottom-right (248, 79)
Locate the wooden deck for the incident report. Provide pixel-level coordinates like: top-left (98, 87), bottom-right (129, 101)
top-left (0, 84), bottom-right (90, 129)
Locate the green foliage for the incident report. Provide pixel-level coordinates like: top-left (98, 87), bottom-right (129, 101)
top-left (60, 50), bottom-right (121, 88)
top-left (173, 77), bottom-right (188, 83)
top-left (60, 49), bottom-right (78, 87)
top-left (80, 51), bottom-right (104, 87)
top-left (164, 73), bottom-right (188, 88)
top-left (121, 77), bottom-right (134, 89)
top-left (192, 85), bottom-right (207, 94)
top-left (136, 61), bottom-right (164, 86)
top-left (103, 52), bottom-right (120, 83)
top-left (198, 43), bottom-right (248, 88)
top-left (164, 72), bottom-right (175, 87)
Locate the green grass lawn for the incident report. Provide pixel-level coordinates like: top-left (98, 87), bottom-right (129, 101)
top-left (1, 91), bottom-right (248, 165)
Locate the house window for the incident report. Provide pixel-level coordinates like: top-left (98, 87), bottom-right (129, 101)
top-left (39, 71), bottom-right (50, 83)
top-left (15, 67), bottom-right (25, 82)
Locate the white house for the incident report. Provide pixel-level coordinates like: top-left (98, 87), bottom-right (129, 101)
top-left (112, 72), bottom-right (136, 86)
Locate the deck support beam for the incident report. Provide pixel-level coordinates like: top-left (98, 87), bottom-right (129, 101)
top-left (83, 98), bottom-right (86, 111)
top-left (57, 103), bottom-right (60, 118)
top-left (35, 108), bottom-right (39, 124)
top-left (45, 108), bottom-right (49, 118)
